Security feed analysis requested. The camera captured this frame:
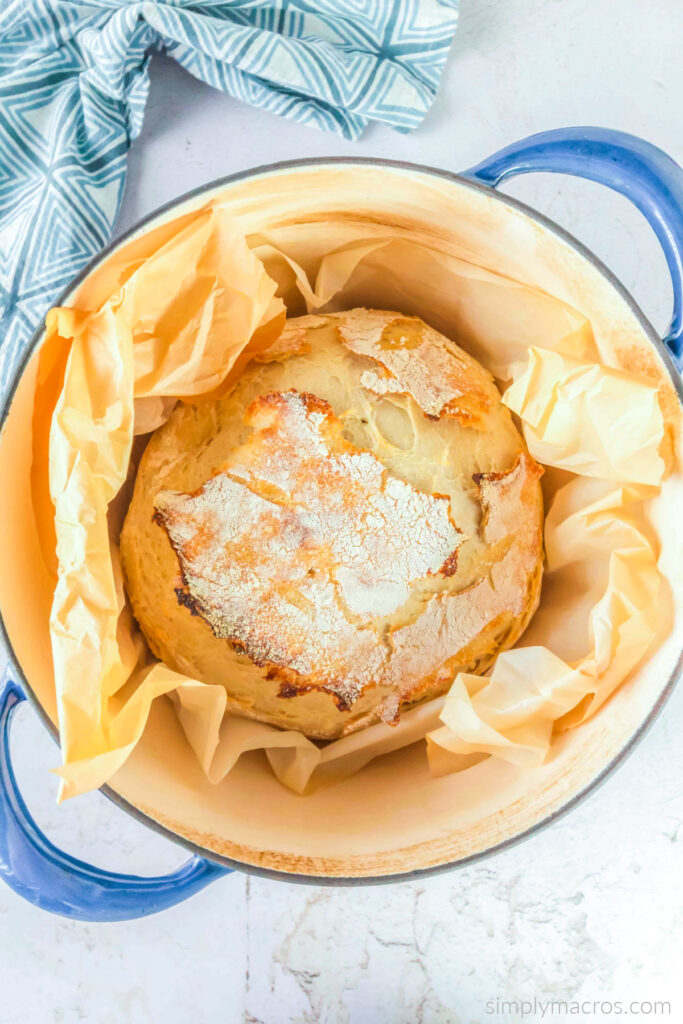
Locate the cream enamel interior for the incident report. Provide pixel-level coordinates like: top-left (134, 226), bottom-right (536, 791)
top-left (1, 162), bottom-right (681, 878)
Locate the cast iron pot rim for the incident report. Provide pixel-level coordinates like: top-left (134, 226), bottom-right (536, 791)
top-left (1, 155), bottom-right (681, 886)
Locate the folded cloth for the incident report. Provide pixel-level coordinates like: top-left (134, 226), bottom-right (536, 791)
top-left (0, 0), bottom-right (459, 385)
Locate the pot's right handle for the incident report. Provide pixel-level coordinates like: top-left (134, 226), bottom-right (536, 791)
top-left (464, 126), bottom-right (683, 364)
top-left (0, 671), bottom-right (230, 921)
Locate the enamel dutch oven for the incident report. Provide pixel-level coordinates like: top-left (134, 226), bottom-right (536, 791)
top-left (0, 128), bottom-right (682, 921)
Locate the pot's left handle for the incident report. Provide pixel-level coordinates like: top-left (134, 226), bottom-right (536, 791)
top-left (0, 671), bottom-right (230, 921)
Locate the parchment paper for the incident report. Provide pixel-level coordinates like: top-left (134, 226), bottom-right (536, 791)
top-left (36, 202), bottom-right (668, 799)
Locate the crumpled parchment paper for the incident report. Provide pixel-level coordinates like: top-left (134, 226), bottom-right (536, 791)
top-left (36, 202), bottom-right (669, 799)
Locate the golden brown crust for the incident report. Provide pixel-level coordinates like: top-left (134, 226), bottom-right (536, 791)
top-left (120, 309), bottom-right (545, 739)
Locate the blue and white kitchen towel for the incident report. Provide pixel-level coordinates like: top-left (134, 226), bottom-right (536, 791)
top-left (0, 0), bottom-right (459, 385)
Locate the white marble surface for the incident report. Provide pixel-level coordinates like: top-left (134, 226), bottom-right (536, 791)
top-left (2, 2), bottom-right (683, 1022)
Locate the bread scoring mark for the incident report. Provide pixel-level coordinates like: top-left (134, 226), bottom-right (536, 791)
top-left (474, 452), bottom-right (544, 545)
top-left (153, 390), bottom-right (463, 710)
top-left (173, 585), bottom-right (203, 618)
top-left (439, 549), bottom-right (459, 577)
top-left (324, 308), bottom-right (496, 426)
top-left (276, 676), bottom-right (356, 712)
top-left (278, 681), bottom-right (304, 700)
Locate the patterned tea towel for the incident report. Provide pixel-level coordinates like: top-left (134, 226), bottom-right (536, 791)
top-left (0, 0), bottom-right (459, 387)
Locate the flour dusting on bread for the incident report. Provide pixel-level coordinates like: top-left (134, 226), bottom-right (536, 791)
top-left (154, 390), bottom-right (463, 709)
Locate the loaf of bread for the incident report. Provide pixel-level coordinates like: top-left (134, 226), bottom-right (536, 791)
top-left (121, 310), bottom-right (544, 739)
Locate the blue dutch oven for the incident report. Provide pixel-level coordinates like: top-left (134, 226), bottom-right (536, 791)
top-left (0, 127), bottom-right (682, 921)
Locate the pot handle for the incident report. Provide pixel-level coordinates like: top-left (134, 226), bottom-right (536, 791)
top-left (0, 671), bottom-right (230, 921)
top-left (465, 126), bottom-right (683, 364)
